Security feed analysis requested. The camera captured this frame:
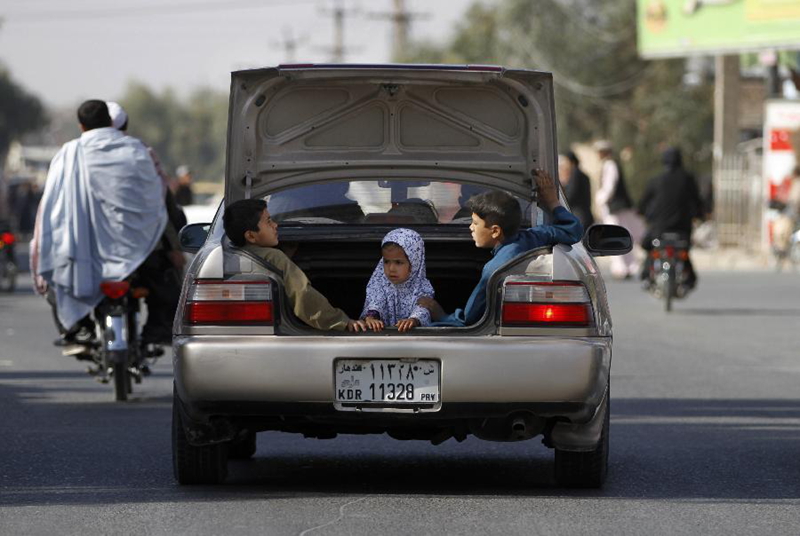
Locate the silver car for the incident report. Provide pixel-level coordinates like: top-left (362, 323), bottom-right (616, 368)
top-left (173, 64), bottom-right (631, 487)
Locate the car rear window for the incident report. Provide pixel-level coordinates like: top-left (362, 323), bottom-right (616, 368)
top-left (266, 179), bottom-right (533, 226)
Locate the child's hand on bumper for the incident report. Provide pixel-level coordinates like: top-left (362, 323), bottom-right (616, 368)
top-left (364, 316), bottom-right (384, 332)
top-left (347, 319), bottom-right (367, 332)
top-left (396, 318), bottom-right (420, 332)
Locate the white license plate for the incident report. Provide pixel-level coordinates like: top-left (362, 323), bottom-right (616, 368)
top-left (334, 359), bottom-right (440, 406)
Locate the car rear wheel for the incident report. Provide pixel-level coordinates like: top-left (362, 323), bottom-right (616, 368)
top-left (172, 388), bottom-right (228, 484)
top-left (228, 432), bottom-right (257, 460)
top-left (554, 392), bottom-right (609, 488)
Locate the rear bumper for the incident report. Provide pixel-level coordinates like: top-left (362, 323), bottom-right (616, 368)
top-left (174, 335), bottom-right (611, 424)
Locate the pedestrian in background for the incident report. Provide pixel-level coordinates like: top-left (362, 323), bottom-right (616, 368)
top-left (594, 140), bottom-right (640, 279)
top-left (173, 164), bottom-right (194, 206)
top-left (558, 151), bottom-right (594, 229)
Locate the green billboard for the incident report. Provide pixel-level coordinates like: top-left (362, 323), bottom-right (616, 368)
top-left (637, 0), bottom-right (800, 58)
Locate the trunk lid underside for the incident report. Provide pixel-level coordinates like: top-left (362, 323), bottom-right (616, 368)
top-left (224, 66), bottom-right (558, 202)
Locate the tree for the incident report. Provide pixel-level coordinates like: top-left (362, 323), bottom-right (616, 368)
top-left (120, 82), bottom-right (228, 183)
top-left (399, 0), bottom-right (714, 200)
top-left (0, 67), bottom-right (46, 158)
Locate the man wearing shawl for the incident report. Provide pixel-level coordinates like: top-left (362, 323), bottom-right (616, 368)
top-left (105, 101), bottom-right (186, 344)
top-left (32, 100), bottom-right (167, 337)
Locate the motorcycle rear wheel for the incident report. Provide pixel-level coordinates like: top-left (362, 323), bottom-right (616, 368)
top-left (113, 360), bottom-right (129, 401)
top-left (664, 266), bottom-right (675, 312)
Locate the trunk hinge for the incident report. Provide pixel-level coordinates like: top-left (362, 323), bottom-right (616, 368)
top-left (244, 170), bottom-right (254, 199)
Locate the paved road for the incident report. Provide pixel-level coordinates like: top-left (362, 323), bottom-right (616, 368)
top-left (1, 271), bottom-right (800, 535)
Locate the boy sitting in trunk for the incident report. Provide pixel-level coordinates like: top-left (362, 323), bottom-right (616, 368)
top-left (223, 198), bottom-right (366, 332)
top-left (419, 169), bottom-right (583, 327)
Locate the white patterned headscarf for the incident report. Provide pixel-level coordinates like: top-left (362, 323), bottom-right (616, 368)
top-left (361, 228), bottom-right (435, 327)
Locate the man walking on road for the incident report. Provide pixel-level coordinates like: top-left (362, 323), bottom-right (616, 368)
top-left (31, 100), bottom-right (166, 339)
top-left (594, 140), bottom-right (641, 279)
top-left (558, 151), bottom-right (594, 229)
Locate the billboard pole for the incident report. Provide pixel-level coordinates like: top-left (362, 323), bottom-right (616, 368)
top-left (713, 55), bottom-right (740, 162)
top-left (712, 54), bottom-right (741, 246)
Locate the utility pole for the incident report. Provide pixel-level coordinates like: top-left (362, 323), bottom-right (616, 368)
top-left (272, 26), bottom-right (306, 63)
top-left (367, 0), bottom-right (429, 61)
top-left (319, 0), bottom-right (359, 63)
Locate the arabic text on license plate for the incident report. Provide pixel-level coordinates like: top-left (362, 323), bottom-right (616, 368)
top-left (335, 359), bottom-right (439, 404)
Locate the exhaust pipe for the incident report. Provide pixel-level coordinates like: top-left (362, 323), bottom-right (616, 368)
top-left (511, 416), bottom-right (528, 440)
top-left (469, 412), bottom-right (545, 442)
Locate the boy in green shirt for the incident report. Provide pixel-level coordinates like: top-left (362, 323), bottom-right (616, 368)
top-left (223, 198), bottom-right (366, 332)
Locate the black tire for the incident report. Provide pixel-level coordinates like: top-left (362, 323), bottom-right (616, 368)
top-left (125, 366), bottom-right (133, 394)
top-left (127, 307), bottom-right (141, 387)
top-left (112, 361), bottom-right (128, 402)
top-left (664, 266), bottom-right (674, 312)
top-left (3, 261), bottom-right (17, 292)
top-left (172, 388), bottom-right (228, 484)
top-left (554, 392), bottom-right (609, 489)
top-left (228, 432), bottom-right (257, 460)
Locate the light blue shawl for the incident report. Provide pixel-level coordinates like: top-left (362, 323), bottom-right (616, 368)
top-left (36, 127), bottom-right (167, 330)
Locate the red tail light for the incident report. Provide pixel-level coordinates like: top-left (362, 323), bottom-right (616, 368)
top-left (501, 281), bottom-right (592, 327)
top-left (502, 303), bottom-right (591, 325)
top-left (0, 232), bottom-right (14, 245)
top-left (664, 245), bottom-right (675, 257)
top-left (187, 302), bottom-right (273, 324)
top-left (185, 280), bottom-right (273, 325)
top-left (100, 281), bottom-right (130, 299)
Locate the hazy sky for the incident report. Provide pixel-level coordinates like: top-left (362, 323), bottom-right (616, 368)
top-left (0, 0), bottom-right (479, 109)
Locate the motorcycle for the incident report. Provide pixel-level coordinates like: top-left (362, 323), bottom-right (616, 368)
top-left (771, 213), bottom-right (800, 272)
top-left (643, 233), bottom-right (693, 312)
top-left (66, 280), bottom-right (163, 401)
top-left (0, 229), bottom-right (18, 292)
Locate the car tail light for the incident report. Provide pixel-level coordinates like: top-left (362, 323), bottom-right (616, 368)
top-left (185, 280), bottom-right (273, 325)
top-left (1, 232), bottom-right (14, 245)
top-left (100, 281), bottom-right (130, 299)
top-left (502, 281), bottom-right (592, 327)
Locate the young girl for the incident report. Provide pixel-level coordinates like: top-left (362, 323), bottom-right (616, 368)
top-left (361, 228), bottom-right (435, 332)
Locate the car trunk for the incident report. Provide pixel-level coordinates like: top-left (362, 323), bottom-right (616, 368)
top-left (278, 234), bottom-right (491, 322)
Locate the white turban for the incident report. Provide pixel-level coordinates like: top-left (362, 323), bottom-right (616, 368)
top-left (593, 139), bottom-right (613, 152)
top-left (106, 101), bottom-right (128, 130)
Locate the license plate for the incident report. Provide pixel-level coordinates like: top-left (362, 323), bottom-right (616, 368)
top-left (334, 359), bottom-right (440, 407)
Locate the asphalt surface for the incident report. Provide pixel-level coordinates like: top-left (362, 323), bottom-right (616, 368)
top-left (1, 270), bottom-right (800, 535)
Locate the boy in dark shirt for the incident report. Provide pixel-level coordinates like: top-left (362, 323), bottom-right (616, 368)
top-left (419, 169), bottom-right (583, 326)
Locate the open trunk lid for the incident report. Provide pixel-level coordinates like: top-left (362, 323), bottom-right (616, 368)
top-left (224, 64), bottom-right (558, 203)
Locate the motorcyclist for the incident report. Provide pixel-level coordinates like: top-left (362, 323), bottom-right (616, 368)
top-left (31, 100), bottom-right (167, 351)
top-left (106, 102), bottom-right (186, 346)
top-left (771, 165), bottom-right (800, 268)
top-left (637, 146), bottom-right (703, 288)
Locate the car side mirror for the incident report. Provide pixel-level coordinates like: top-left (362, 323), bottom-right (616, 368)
top-left (582, 224), bottom-right (633, 256)
top-left (179, 223), bottom-right (211, 253)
